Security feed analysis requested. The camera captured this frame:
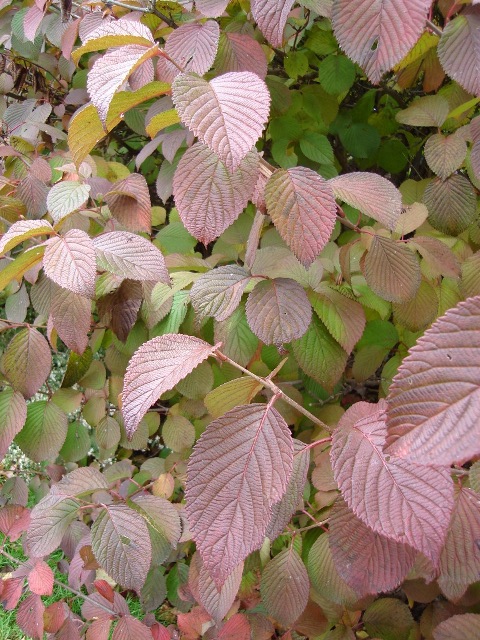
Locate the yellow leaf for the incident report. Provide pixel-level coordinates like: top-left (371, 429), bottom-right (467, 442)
top-left (72, 34), bottom-right (154, 64)
top-left (0, 246), bottom-right (45, 292)
top-left (106, 81), bottom-right (171, 126)
top-left (146, 108), bottom-right (181, 138)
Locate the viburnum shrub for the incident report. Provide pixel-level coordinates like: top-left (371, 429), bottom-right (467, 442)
top-left (1, 0), bottom-right (480, 637)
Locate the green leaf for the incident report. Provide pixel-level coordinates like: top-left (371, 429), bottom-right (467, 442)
top-left (68, 103), bottom-right (121, 168)
top-left (318, 55), bottom-right (356, 95)
top-left (15, 401), bottom-right (68, 462)
top-left (205, 376), bottom-right (263, 418)
top-left (47, 181), bottom-right (91, 224)
top-left (59, 421), bottom-right (91, 462)
top-left (363, 598), bottom-right (414, 640)
top-left (214, 302), bottom-right (258, 367)
top-left (284, 51), bottom-right (309, 79)
top-left (299, 133), bottom-right (334, 164)
top-left (62, 347), bottom-right (93, 388)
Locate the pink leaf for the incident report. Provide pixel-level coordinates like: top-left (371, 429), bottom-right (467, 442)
top-left (386, 296), bottom-right (480, 465)
top-left (173, 143), bottom-right (259, 244)
top-left (112, 615), bottom-right (153, 640)
top-left (104, 173), bottom-right (152, 233)
top-left (265, 167), bottom-right (337, 266)
top-left (0, 505), bottom-right (31, 542)
top-left (329, 497), bottom-right (416, 597)
top-left (330, 400), bottom-right (454, 564)
top-left (433, 614), bottom-right (480, 640)
top-left (245, 278), bottom-right (312, 345)
top-left (190, 264), bottom-right (251, 322)
top-left (17, 593), bottom-right (45, 640)
top-left (0, 388), bottom-right (27, 459)
top-left (23, 4), bottom-right (44, 42)
top-left (424, 132), bottom-right (468, 180)
top-left (50, 285), bottom-right (91, 354)
top-left (27, 559), bottom-right (55, 596)
top-left (216, 613), bottom-right (251, 640)
top-left (43, 229), bottom-right (96, 298)
top-left (251, 0), bottom-right (296, 47)
top-left (329, 172), bottom-right (402, 230)
top-left (16, 174), bottom-right (49, 218)
top-left (80, 16), bottom-right (153, 47)
top-left (437, 8), bottom-right (480, 96)
top-left (172, 72), bottom-right (270, 172)
top-left (186, 403), bottom-right (294, 586)
top-left (332, 0), bottom-right (431, 84)
top-left (3, 328), bottom-right (51, 398)
top-left (215, 32), bottom-right (268, 79)
top-left (0, 219), bottom-right (54, 255)
top-left (93, 231), bottom-right (169, 283)
top-left (122, 335), bottom-right (219, 438)
top-left (196, 0), bottom-right (228, 17)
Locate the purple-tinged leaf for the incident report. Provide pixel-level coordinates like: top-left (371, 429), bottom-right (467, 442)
top-left (43, 229), bottom-right (96, 298)
top-left (385, 295), bottom-right (480, 465)
top-left (363, 235), bottom-right (421, 303)
top-left (91, 504), bottom-right (151, 593)
top-left (16, 174), bottom-right (49, 218)
top-left (186, 403), bottom-right (294, 586)
top-left (392, 279), bottom-right (438, 332)
top-left (173, 143), bottom-right (259, 244)
top-left (396, 94), bottom-right (450, 127)
top-left (3, 328), bottom-right (51, 398)
top-left (51, 467), bottom-right (109, 496)
top-left (261, 548), bottom-right (309, 627)
top-left (332, 0), bottom-right (431, 84)
top-left (17, 593), bottom-right (44, 640)
top-left (157, 21), bottom-right (219, 83)
top-left (251, 0), bottom-right (295, 47)
top-left (0, 505), bottom-right (30, 542)
top-left (104, 173), bottom-right (152, 233)
top-left (50, 286), bottom-right (91, 354)
top-left (47, 181), bottom-right (91, 223)
top-left (331, 401), bottom-right (454, 564)
top-left (130, 494), bottom-right (181, 563)
top-left (23, 559), bottom-right (54, 596)
top-left (245, 278), bottom-right (311, 345)
top-left (266, 439), bottom-right (310, 540)
top-left (433, 614), bottom-right (480, 640)
top-left (424, 132), bottom-right (468, 179)
top-left (438, 8), bottom-right (480, 96)
top-left (0, 219), bottom-right (54, 255)
top-left (265, 167), bottom-right (337, 266)
top-left (112, 616), bottom-right (152, 640)
top-left (172, 72), bottom-right (270, 172)
top-left (88, 44), bottom-right (159, 123)
top-left (122, 334), bottom-right (218, 438)
top-left (329, 172), bottom-right (402, 230)
top-left (0, 388), bottom-right (27, 459)
top-left (217, 614), bottom-right (251, 640)
top-left (93, 231), bottom-right (169, 283)
top-left (97, 279), bottom-right (142, 342)
top-left (215, 32), bottom-right (268, 79)
top-left (423, 175), bottom-right (476, 235)
top-left (329, 497), bottom-right (416, 597)
top-left (190, 265), bottom-right (250, 322)
top-left (196, 0), bottom-right (228, 17)
top-left (23, 4), bottom-right (44, 42)
top-left (15, 401), bottom-right (68, 462)
top-left (409, 236), bottom-right (460, 279)
top-left (27, 494), bottom-right (80, 556)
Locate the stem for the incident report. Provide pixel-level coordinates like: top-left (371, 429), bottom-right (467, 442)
top-left (295, 436), bottom-right (332, 455)
top-left (214, 349), bottom-right (332, 433)
top-left (426, 19), bottom-right (442, 36)
top-left (244, 209), bottom-right (265, 270)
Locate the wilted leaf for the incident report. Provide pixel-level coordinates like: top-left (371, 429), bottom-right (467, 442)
top-left (51, 285), bottom-right (91, 354)
top-left (3, 328), bottom-right (51, 398)
top-left (186, 403), bottom-right (294, 586)
top-left (265, 167), bottom-right (337, 266)
top-left (173, 143), bottom-right (259, 244)
top-left (93, 231), bottom-right (169, 283)
top-left (172, 71), bottom-right (270, 172)
top-left (91, 504), bottom-right (151, 592)
top-left (423, 175), bottom-right (476, 235)
top-left (122, 334), bottom-right (218, 437)
top-left (332, 0), bottom-right (431, 83)
top-left (47, 181), bottom-right (91, 223)
top-left (386, 295), bottom-right (480, 466)
top-left (437, 9), bottom-right (480, 96)
top-left (104, 173), bottom-right (152, 233)
top-left (215, 32), bottom-right (267, 79)
top-left (424, 132), bottom-right (467, 179)
top-left (0, 219), bottom-right (54, 255)
top-left (363, 235), bottom-right (421, 303)
top-left (331, 401), bottom-right (454, 564)
top-left (15, 401), bottom-right (68, 462)
top-left (43, 229), bottom-right (96, 298)
top-left (329, 172), bottom-right (402, 230)
top-left (246, 278), bottom-right (311, 345)
top-left (0, 388), bottom-right (27, 458)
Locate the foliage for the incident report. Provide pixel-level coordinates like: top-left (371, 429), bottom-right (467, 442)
top-left (1, 0), bottom-right (480, 638)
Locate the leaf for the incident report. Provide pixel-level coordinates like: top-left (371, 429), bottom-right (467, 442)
top-left (98, 279), bottom-right (143, 342)
top-left (363, 235), bottom-right (421, 303)
top-left (299, 133), bottom-right (334, 164)
top-left (328, 172), bottom-right (403, 230)
top-left (72, 18), bottom-right (154, 63)
top-left (15, 401), bottom-right (68, 462)
top-left (107, 81), bottom-right (171, 126)
top-left (251, 0), bottom-right (295, 47)
top-left (51, 286), bottom-right (91, 354)
top-left (3, 328), bottom-right (51, 398)
top-left (331, 400), bottom-right (454, 564)
top-left (27, 494), bottom-right (80, 556)
top-left (93, 231), bottom-right (169, 283)
top-left (47, 181), bottom-right (91, 223)
top-left (307, 533), bottom-right (358, 605)
top-left (172, 72), bottom-right (270, 172)
top-left (25, 559), bottom-right (54, 596)
top-left (246, 278), bottom-right (311, 345)
top-left (332, 0), bottom-right (431, 83)
top-left (88, 44), bottom-right (159, 123)
top-left (423, 175), bottom-right (476, 235)
top-left (410, 235), bottom-right (460, 279)
top-left (392, 279), bottom-right (438, 332)
top-left (265, 167), bottom-right (337, 266)
top-left (91, 504), bottom-right (151, 592)
top-left (190, 264), bottom-right (250, 322)
top-left (363, 598), bottom-right (414, 640)
top-left (215, 32), bottom-right (267, 79)
top-left (433, 614), bottom-right (480, 640)
top-left (0, 505), bottom-right (30, 542)
top-left (0, 388), bottom-right (27, 458)
top-left (266, 439), bottom-right (310, 540)
top-left (329, 497), bottom-right (416, 597)
top-left (130, 494), bottom-right (181, 564)
top-left (158, 21), bottom-right (219, 82)
top-left (68, 103), bottom-right (121, 168)
top-left (43, 229), bottom-right (96, 298)
top-left (112, 616), bottom-right (152, 640)
top-left (122, 334), bottom-right (219, 438)
top-left (292, 314), bottom-right (348, 392)
top-left (217, 614), bottom-right (251, 640)
top-left (0, 219), bottom-right (54, 255)
top-left (214, 302), bottom-right (258, 367)
top-left (17, 174), bottom-right (49, 218)
top-left (17, 593), bottom-right (44, 640)
top-left (205, 376), bottom-right (263, 419)
top-left (396, 94), bottom-right (450, 127)
top-left (186, 403), bottom-right (294, 586)
top-left (385, 295), bottom-right (480, 465)
top-left (424, 132), bottom-right (467, 179)
top-left (0, 246), bottom-right (45, 292)
top-left (437, 9), bottom-right (480, 96)
top-left (145, 109), bottom-right (181, 138)
top-left (104, 173), bottom-right (152, 233)
top-left (173, 143), bottom-right (258, 244)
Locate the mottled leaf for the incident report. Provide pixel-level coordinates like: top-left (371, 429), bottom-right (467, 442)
top-left (423, 175), bottom-right (476, 235)
top-left (186, 403), bottom-right (294, 586)
top-left (104, 173), bottom-right (152, 233)
top-left (43, 229), bottom-right (96, 298)
top-left (47, 181), bottom-right (91, 223)
top-left (122, 334), bottom-right (218, 437)
top-left (424, 132), bottom-right (467, 179)
top-left (437, 9), bottom-right (480, 96)
top-left (386, 295), bottom-right (480, 465)
top-left (265, 167), bottom-right (337, 266)
top-left (3, 328), bottom-right (51, 398)
top-left (172, 71), bottom-right (270, 172)
top-left (15, 401), bottom-right (68, 462)
top-left (0, 388), bottom-right (27, 458)
top-left (331, 401), bottom-right (454, 563)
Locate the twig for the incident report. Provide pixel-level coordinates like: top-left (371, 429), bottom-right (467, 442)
top-left (426, 19), bottom-right (442, 37)
top-left (296, 436), bottom-right (332, 455)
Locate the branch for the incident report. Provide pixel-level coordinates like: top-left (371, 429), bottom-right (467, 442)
top-left (104, 0), bottom-right (178, 27)
top-left (426, 18), bottom-right (443, 37)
